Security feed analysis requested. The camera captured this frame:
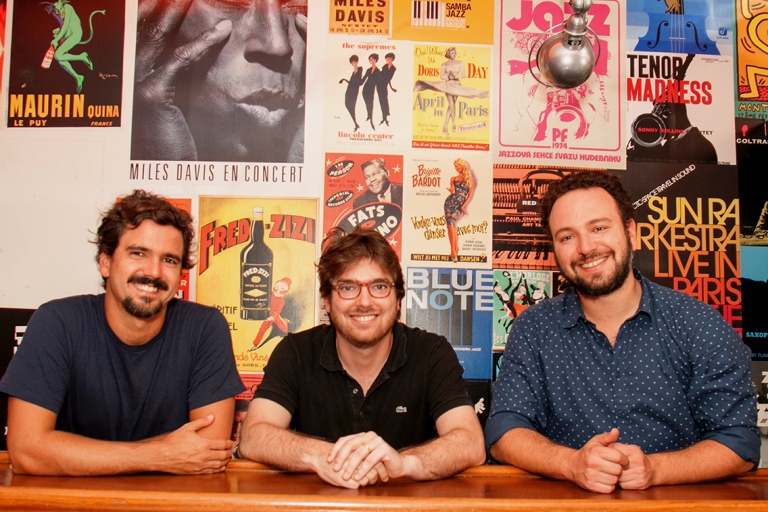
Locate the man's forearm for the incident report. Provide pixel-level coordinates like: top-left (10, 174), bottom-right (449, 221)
top-left (11, 430), bottom-right (163, 476)
top-left (400, 426), bottom-right (486, 481)
top-left (648, 439), bottom-right (753, 486)
top-left (490, 427), bottom-right (577, 482)
top-left (238, 422), bottom-right (334, 473)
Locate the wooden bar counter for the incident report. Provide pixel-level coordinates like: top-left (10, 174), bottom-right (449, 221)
top-left (1, 452), bottom-right (767, 511)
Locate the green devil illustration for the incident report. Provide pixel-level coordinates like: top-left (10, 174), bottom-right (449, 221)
top-left (43, 0), bottom-right (105, 93)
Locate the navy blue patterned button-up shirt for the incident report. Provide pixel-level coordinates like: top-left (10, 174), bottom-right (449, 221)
top-left (485, 270), bottom-right (759, 467)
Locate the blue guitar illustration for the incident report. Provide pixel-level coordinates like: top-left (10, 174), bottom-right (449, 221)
top-left (635, 0), bottom-right (719, 55)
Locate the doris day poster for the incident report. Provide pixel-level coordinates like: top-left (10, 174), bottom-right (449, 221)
top-left (412, 43), bottom-right (491, 150)
top-left (195, 197), bottom-right (317, 373)
top-left (404, 151), bottom-right (492, 267)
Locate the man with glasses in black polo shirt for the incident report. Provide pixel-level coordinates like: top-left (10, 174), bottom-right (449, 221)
top-left (237, 227), bottom-right (485, 489)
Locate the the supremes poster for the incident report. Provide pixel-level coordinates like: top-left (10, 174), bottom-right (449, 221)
top-left (196, 197), bottom-right (317, 373)
top-left (496, 0), bottom-right (626, 169)
top-left (412, 44), bottom-right (491, 150)
top-left (6, 0), bottom-right (124, 127)
top-left (323, 39), bottom-right (410, 151)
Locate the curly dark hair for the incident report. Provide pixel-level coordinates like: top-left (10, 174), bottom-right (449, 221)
top-left (539, 171), bottom-right (634, 239)
top-left (94, 189), bottom-right (195, 271)
top-left (318, 227), bottom-right (404, 301)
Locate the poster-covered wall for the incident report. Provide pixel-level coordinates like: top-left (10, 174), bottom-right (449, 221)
top-left (1, 0), bottom-right (767, 456)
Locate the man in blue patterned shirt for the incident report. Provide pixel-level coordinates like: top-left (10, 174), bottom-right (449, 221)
top-left (485, 171), bottom-right (759, 493)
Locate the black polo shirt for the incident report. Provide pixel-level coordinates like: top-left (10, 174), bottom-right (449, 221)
top-left (254, 322), bottom-right (473, 450)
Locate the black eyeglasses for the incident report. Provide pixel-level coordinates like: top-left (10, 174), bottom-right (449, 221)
top-left (332, 280), bottom-right (395, 299)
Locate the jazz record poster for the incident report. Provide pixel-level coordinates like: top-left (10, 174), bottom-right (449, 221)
top-left (405, 267), bottom-right (494, 379)
top-left (737, 136), bottom-right (768, 358)
top-left (626, 52), bottom-right (736, 165)
top-left (627, 0), bottom-right (733, 56)
top-left (130, 0), bottom-right (307, 163)
top-left (620, 163), bottom-right (741, 335)
top-left (412, 43), bottom-right (490, 150)
top-left (329, 0), bottom-right (390, 36)
top-left (323, 152), bottom-right (404, 259)
top-left (496, 0), bottom-right (626, 169)
top-left (323, 39), bottom-right (410, 151)
top-left (491, 269), bottom-right (552, 351)
top-left (734, 0), bottom-right (768, 120)
top-left (391, 0), bottom-right (495, 45)
top-left (492, 165), bottom-right (585, 270)
top-left (404, 151), bottom-right (492, 267)
top-left (196, 197), bottom-right (317, 372)
top-left (6, 0), bottom-right (124, 128)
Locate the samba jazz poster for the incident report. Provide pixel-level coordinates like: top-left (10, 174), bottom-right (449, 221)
top-left (496, 0), bottom-right (626, 169)
top-left (405, 267), bottom-right (494, 379)
top-left (6, 0), bottom-right (124, 128)
top-left (734, 0), bottom-right (768, 120)
top-left (391, 0), bottom-right (495, 45)
top-left (626, 52), bottom-right (736, 165)
top-left (196, 197), bottom-right (317, 373)
top-left (323, 39), bottom-right (411, 151)
top-left (412, 43), bottom-right (490, 150)
top-left (404, 151), bottom-right (492, 267)
top-left (620, 163), bottom-right (741, 335)
top-left (323, 152), bottom-right (404, 258)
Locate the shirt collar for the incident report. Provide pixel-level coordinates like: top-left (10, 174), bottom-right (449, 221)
top-left (319, 322), bottom-right (407, 373)
top-left (561, 268), bottom-right (651, 328)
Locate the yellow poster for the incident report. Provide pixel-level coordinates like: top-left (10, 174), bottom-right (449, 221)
top-left (392, 0), bottom-right (493, 44)
top-left (329, 0), bottom-right (391, 36)
top-left (197, 197), bottom-right (318, 372)
top-left (412, 44), bottom-right (490, 150)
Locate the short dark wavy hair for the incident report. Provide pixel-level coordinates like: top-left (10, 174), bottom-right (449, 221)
top-left (318, 227), bottom-right (404, 301)
top-left (94, 189), bottom-right (195, 270)
top-left (539, 171), bottom-right (634, 239)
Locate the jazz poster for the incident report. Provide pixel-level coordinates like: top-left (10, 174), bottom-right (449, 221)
top-left (6, 0), bottom-right (124, 128)
top-left (412, 43), bottom-right (491, 150)
top-left (491, 269), bottom-right (552, 351)
top-left (196, 196), bottom-right (317, 373)
top-left (626, 51), bottom-right (736, 165)
top-left (496, 0), bottom-right (626, 169)
top-left (323, 152), bottom-right (404, 258)
top-left (404, 151), bottom-right (492, 267)
top-left (492, 164), bottom-right (580, 270)
top-left (620, 163), bottom-right (741, 333)
top-left (391, 0), bottom-right (495, 45)
top-left (734, 0), bottom-right (768, 121)
top-left (405, 267), bottom-right (494, 380)
top-left (323, 39), bottom-right (411, 151)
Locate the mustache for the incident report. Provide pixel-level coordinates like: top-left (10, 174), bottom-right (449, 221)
top-left (128, 275), bottom-right (169, 291)
top-left (575, 251), bottom-right (610, 266)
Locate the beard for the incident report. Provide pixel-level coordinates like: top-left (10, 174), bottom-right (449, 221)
top-left (557, 235), bottom-right (633, 297)
top-left (121, 275), bottom-right (169, 319)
